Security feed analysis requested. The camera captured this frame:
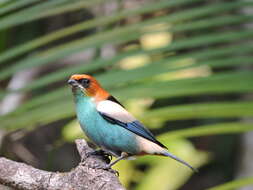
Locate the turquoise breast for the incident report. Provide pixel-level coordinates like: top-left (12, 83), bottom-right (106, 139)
top-left (73, 91), bottom-right (139, 156)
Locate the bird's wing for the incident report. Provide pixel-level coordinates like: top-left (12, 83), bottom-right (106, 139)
top-left (96, 99), bottom-right (167, 148)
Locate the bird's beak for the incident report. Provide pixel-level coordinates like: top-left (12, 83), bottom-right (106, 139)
top-left (68, 79), bottom-right (78, 87)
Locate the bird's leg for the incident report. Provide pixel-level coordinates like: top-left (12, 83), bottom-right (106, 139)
top-left (93, 152), bottom-right (129, 176)
top-left (104, 152), bottom-right (129, 169)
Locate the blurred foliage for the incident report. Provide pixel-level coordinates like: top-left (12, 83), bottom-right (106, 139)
top-left (0, 0), bottom-right (253, 189)
top-left (208, 177), bottom-right (253, 190)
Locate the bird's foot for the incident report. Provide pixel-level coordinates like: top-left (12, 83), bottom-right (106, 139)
top-left (95, 165), bottom-right (119, 176)
top-left (86, 150), bottom-right (112, 164)
top-left (81, 150), bottom-right (119, 175)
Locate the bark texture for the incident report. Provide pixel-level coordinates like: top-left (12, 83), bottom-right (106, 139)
top-left (0, 139), bottom-right (125, 190)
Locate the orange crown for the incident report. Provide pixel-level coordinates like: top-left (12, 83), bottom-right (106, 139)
top-left (70, 74), bottom-right (109, 102)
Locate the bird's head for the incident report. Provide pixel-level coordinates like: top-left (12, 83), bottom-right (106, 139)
top-left (68, 74), bottom-right (109, 101)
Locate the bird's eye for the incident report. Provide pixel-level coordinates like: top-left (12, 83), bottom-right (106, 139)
top-left (79, 78), bottom-right (90, 88)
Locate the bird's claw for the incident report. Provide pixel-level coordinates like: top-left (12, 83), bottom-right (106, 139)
top-left (108, 168), bottom-right (119, 176)
top-left (87, 150), bottom-right (112, 164)
top-left (95, 165), bottom-right (119, 176)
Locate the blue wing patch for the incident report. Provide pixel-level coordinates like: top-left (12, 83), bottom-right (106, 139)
top-left (99, 112), bottom-right (167, 149)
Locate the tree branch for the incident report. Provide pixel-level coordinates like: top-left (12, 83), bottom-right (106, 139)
top-left (0, 139), bottom-right (125, 190)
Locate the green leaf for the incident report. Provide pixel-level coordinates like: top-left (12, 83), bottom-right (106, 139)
top-left (0, 0), bottom-right (40, 16)
top-left (142, 101), bottom-right (253, 122)
top-left (207, 177), bottom-right (253, 190)
top-left (114, 72), bottom-right (253, 100)
top-left (0, 0), bottom-right (204, 63)
top-left (159, 122), bottom-right (253, 140)
top-left (0, 0), bottom-right (103, 30)
top-left (1, 27), bottom-right (252, 81)
top-left (1, 0), bottom-right (251, 73)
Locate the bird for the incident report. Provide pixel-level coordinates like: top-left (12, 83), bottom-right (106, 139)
top-left (68, 74), bottom-right (196, 172)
